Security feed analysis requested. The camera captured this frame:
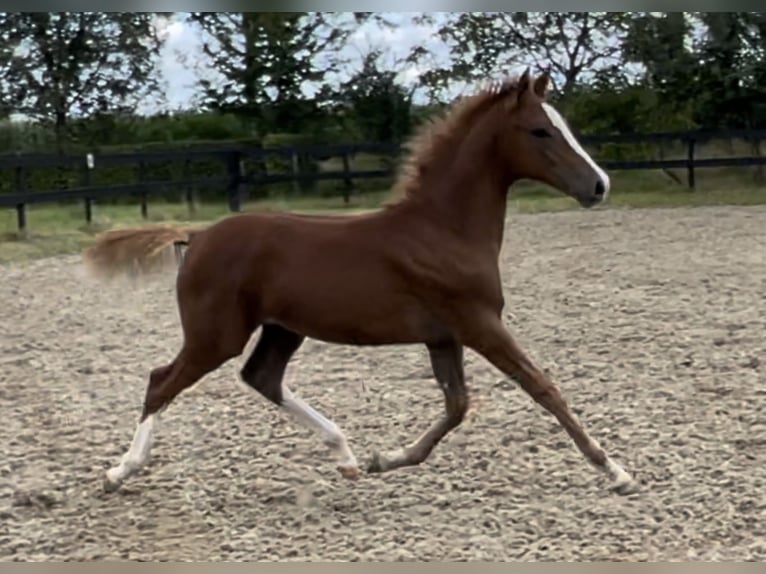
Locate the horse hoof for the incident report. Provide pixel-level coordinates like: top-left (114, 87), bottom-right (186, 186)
top-left (338, 465), bottom-right (361, 480)
top-left (102, 476), bottom-right (121, 493)
top-left (612, 478), bottom-right (640, 496)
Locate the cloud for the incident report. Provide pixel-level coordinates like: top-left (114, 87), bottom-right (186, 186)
top-left (145, 12), bottom-right (448, 114)
top-left (152, 14), bottom-right (207, 112)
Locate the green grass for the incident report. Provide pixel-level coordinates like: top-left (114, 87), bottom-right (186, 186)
top-left (509, 168), bottom-right (766, 213)
top-left (0, 190), bottom-right (392, 264)
top-left (1, 167), bottom-right (764, 264)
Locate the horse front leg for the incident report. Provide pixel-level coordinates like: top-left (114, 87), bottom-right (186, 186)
top-left (241, 324), bottom-right (361, 479)
top-left (367, 338), bottom-right (468, 473)
top-left (463, 311), bottom-right (639, 495)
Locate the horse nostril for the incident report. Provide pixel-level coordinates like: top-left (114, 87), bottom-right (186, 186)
top-left (594, 180), bottom-right (605, 197)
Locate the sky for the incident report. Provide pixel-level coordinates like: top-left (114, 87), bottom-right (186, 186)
top-left (145, 12), bottom-right (654, 116)
top-left (144, 12), bottom-right (459, 115)
top-left (5, 12), bottom-right (653, 120)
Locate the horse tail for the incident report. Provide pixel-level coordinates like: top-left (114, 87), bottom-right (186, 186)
top-left (82, 223), bottom-right (204, 281)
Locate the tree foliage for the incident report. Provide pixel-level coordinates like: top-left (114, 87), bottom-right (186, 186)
top-left (410, 12), bottom-right (630, 102)
top-left (0, 10), bottom-right (763, 157)
top-left (623, 12), bottom-right (766, 129)
top-left (0, 12), bottom-right (165, 150)
top-left (188, 12), bottom-right (363, 136)
top-left (332, 49), bottom-right (414, 143)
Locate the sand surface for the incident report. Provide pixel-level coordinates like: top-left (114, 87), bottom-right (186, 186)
top-left (1, 205), bottom-right (765, 561)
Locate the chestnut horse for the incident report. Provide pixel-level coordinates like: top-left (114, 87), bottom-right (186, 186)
top-left (84, 69), bottom-right (638, 495)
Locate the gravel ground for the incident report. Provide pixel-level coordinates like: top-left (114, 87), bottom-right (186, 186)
top-left (1, 205), bottom-right (765, 561)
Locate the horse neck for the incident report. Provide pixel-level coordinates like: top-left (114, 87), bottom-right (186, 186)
top-left (409, 110), bottom-right (513, 252)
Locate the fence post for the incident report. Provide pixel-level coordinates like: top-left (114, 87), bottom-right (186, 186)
top-left (751, 134), bottom-right (763, 184)
top-left (341, 151), bottom-right (353, 204)
top-left (15, 203), bottom-right (26, 234)
top-left (83, 153), bottom-right (95, 224)
top-left (137, 160), bottom-right (148, 218)
top-left (686, 136), bottom-right (696, 190)
top-left (226, 150), bottom-right (244, 212)
top-left (183, 157), bottom-right (195, 215)
top-left (290, 150), bottom-right (300, 196)
top-left (14, 166), bottom-right (26, 235)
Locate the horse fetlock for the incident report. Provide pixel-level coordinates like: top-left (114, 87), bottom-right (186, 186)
top-left (103, 468), bottom-right (126, 492)
top-left (366, 448), bottom-right (408, 473)
top-left (611, 477), bottom-right (640, 495)
top-left (604, 457), bottom-right (639, 495)
top-left (102, 476), bottom-right (122, 493)
top-left (103, 452), bottom-right (149, 491)
top-left (366, 451), bottom-right (386, 474)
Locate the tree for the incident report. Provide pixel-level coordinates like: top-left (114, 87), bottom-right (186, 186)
top-left (188, 12), bottom-right (363, 137)
top-left (622, 13), bottom-right (700, 114)
top-left (332, 49), bottom-right (414, 144)
top-left (623, 12), bottom-right (766, 129)
top-left (0, 12), bottom-right (166, 151)
top-left (694, 12), bottom-right (766, 129)
top-left (410, 12), bottom-right (630, 103)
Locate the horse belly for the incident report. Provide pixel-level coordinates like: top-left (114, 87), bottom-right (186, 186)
top-left (265, 278), bottom-right (430, 345)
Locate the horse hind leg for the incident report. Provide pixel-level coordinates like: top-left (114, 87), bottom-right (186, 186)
top-left (240, 324), bottom-right (360, 479)
top-left (368, 338), bottom-right (468, 473)
top-left (103, 342), bottom-right (241, 492)
top-left (103, 363), bottom-right (171, 491)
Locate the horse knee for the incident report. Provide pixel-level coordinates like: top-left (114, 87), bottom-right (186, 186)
top-left (526, 381), bottom-right (563, 408)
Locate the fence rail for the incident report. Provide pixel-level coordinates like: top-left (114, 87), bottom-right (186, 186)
top-left (1, 128), bottom-right (765, 233)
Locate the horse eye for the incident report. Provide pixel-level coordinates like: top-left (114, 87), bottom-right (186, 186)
top-left (531, 128), bottom-right (551, 138)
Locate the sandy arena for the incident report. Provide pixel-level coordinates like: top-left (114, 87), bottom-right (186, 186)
top-left (1, 205), bottom-right (764, 561)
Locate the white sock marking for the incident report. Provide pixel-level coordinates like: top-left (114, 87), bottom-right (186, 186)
top-left (605, 457), bottom-right (634, 487)
top-left (542, 102), bottom-right (611, 197)
top-left (583, 436), bottom-right (635, 490)
top-left (280, 386), bottom-right (358, 471)
top-left (105, 414), bottom-right (158, 486)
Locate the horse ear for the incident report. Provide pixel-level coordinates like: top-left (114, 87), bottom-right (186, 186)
top-left (533, 66), bottom-right (552, 98)
top-left (518, 67), bottom-right (532, 93)
top-left (504, 67), bottom-right (533, 110)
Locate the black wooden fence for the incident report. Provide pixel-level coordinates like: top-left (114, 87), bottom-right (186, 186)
top-left (1, 128), bottom-right (764, 233)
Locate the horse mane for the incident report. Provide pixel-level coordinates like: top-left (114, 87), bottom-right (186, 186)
top-left (387, 74), bottom-right (525, 204)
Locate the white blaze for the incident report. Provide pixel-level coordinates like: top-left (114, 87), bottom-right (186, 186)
top-left (542, 102), bottom-right (611, 197)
